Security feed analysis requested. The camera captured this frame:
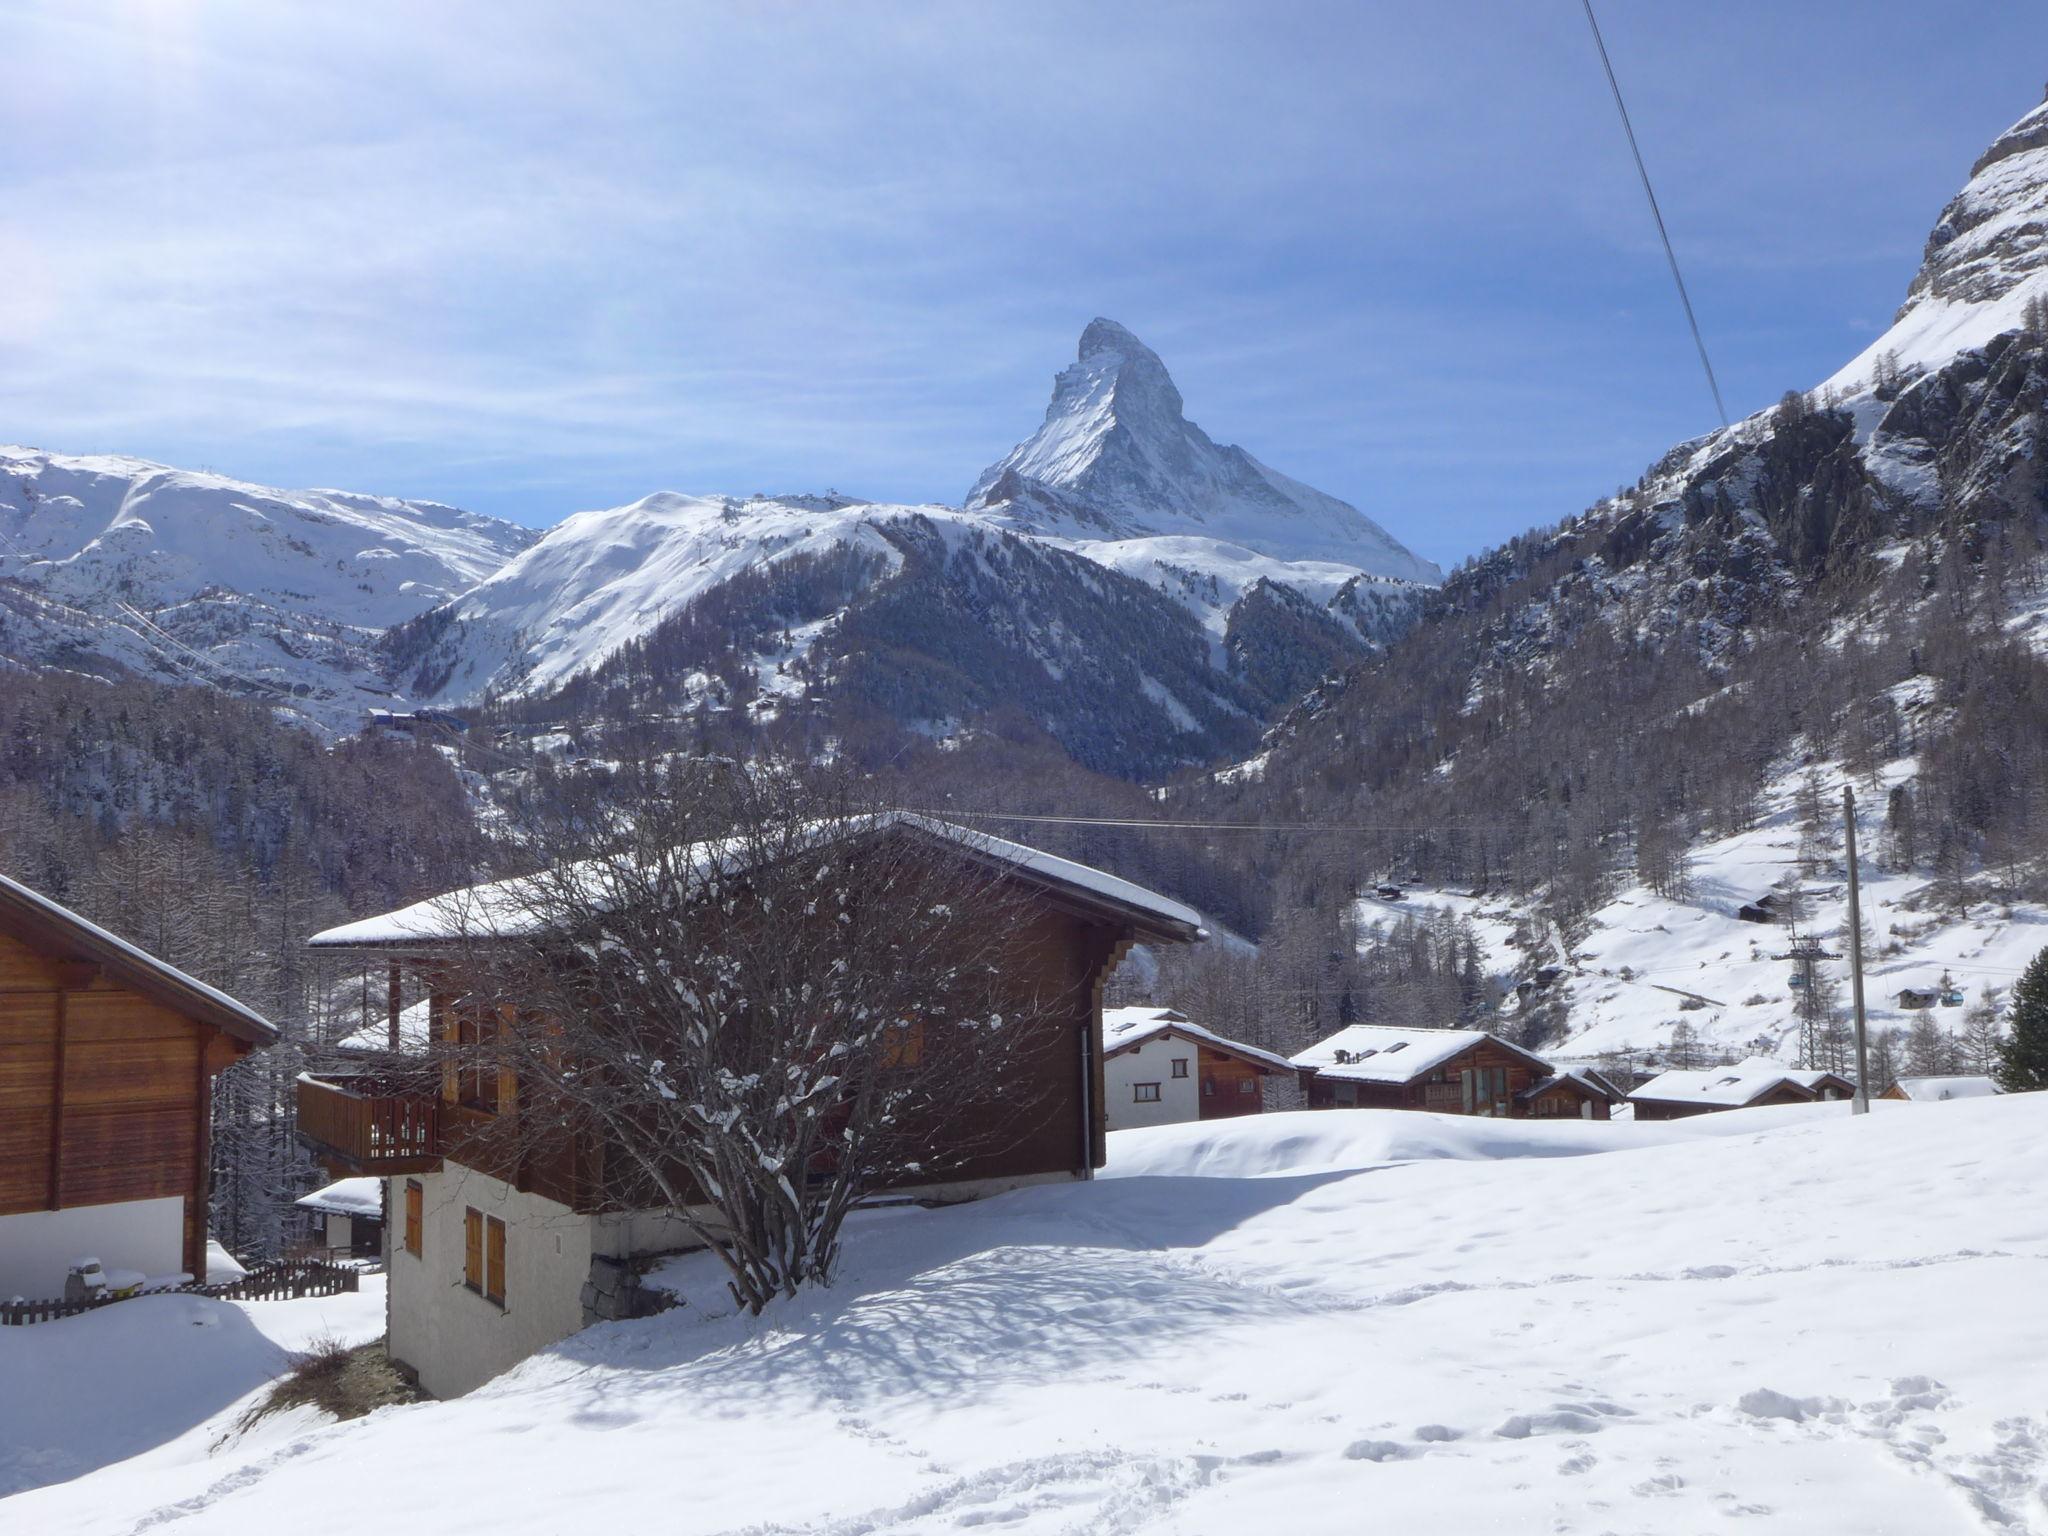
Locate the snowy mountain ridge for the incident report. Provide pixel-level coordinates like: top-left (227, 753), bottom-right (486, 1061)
top-left (0, 322), bottom-right (1438, 769)
top-left (0, 446), bottom-right (536, 731)
top-left (386, 320), bottom-right (1440, 773)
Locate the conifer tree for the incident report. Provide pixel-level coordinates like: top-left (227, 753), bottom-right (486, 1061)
top-left (1995, 945), bottom-right (2048, 1093)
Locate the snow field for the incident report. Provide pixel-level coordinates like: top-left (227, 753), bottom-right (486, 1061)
top-left (0, 1275), bottom-right (385, 1500)
top-left (9, 1100), bottom-right (2045, 1534)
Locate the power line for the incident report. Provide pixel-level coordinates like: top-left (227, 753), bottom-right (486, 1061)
top-left (1580, 0), bottom-right (1730, 428)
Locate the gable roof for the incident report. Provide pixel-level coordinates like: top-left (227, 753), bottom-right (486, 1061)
top-left (308, 814), bottom-right (1205, 952)
top-left (1289, 1024), bottom-right (1552, 1085)
top-left (0, 871), bottom-right (275, 1046)
top-left (1517, 1066), bottom-right (1621, 1104)
top-left (1101, 1006), bottom-right (1295, 1073)
top-left (1628, 1056), bottom-right (1839, 1109)
top-left (1890, 1075), bottom-right (2001, 1102)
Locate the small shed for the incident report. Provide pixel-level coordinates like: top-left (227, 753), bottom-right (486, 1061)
top-left (1895, 987), bottom-right (1941, 1011)
top-left (294, 1177), bottom-right (385, 1261)
top-left (1516, 1067), bottom-right (1622, 1121)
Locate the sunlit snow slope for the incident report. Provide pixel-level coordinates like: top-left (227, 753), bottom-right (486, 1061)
top-left (11, 1101), bottom-right (2045, 1534)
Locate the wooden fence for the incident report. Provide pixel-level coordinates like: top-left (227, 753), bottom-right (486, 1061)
top-left (2, 1259), bottom-right (360, 1327)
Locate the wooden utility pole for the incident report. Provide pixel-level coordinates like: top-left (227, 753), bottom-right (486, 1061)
top-left (1843, 784), bottom-right (1871, 1114)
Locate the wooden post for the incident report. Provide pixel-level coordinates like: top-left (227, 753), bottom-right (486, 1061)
top-left (387, 960), bottom-right (403, 1053)
top-left (1843, 784), bottom-right (1871, 1115)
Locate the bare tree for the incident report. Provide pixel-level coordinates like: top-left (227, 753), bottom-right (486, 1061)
top-left (431, 760), bottom-right (1077, 1313)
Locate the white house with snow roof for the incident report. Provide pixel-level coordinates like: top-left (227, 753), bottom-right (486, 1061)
top-left (1100, 1007), bottom-right (1296, 1129)
top-left (1629, 1057), bottom-right (1855, 1120)
top-left (1289, 1024), bottom-right (1610, 1119)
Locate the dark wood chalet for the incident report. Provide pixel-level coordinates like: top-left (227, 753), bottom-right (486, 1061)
top-left (1289, 1025), bottom-right (1586, 1119)
top-left (1628, 1058), bottom-right (1856, 1120)
top-left (0, 872), bottom-right (276, 1299)
top-left (295, 815), bottom-right (1207, 1396)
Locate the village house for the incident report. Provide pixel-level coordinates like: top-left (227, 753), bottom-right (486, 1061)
top-left (0, 872), bottom-right (275, 1301)
top-left (293, 1176), bottom-right (385, 1262)
top-left (1288, 1025), bottom-right (1614, 1119)
top-left (1100, 1006), bottom-right (1295, 1130)
top-left (1628, 1058), bottom-right (1856, 1120)
top-left (1881, 1075), bottom-right (2002, 1103)
top-left (296, 816), bottom-right (1203, 1397)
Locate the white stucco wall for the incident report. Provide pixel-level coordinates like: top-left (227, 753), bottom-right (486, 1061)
top-left (0, 1197), bottom-right (186, 1300)
top-left (1103, 1035), bottom-right (1200, 1130)
top-left (387, 1164), bottom-right (597, 1399)
top-left (387, 1164), bottom-right (1090, 1397)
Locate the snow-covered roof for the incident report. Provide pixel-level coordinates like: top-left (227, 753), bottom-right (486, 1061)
top-left (1290, 1025), bottom-right (1548, 1085)
top-left (1101, 1006), bottom-right (1295, 1073)
top-left (1890, 1075), bottom-right (2001, 1102)
top-left (0, 870), bottom-right (275, 1045)
top-left (309, 814), bottom-right (1206, 950)
top-left (1629, 1057), bottom-right (1842, 1108)
top-left (293, 1177), bottom-right (383, 1219)
top-left (1518, 1066), bottom-right (1621, 1103)
top-left (332, 997), bottom-right (434, 1055)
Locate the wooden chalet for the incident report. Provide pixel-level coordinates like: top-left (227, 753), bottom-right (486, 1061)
top-left (1100, 1006), bottom-right (1296, 1130)
top-left (295, 814), bottom-right (1204, 1397)
top-left (1628, 1058), bottom-right (1856, 1120)
top-left (1517, 1067), bottom-right (1621, 1121)
top-left (0, 872), bottom-right (276, 1300)
top-left (1288, 1025), bottom-right (1600, 1119)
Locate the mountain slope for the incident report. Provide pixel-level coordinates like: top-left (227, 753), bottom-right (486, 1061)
top-left (0, 447), bottom-right (535, 731)
top-left (1196, 92), bottom-right (2048, 1070)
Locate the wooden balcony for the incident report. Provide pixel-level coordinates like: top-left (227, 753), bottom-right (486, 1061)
top-left (297, 1072), bottom-right (442, 1175)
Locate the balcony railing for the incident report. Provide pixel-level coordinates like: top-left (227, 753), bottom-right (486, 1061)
top-left (297, 1072), bottom-right (442, 1174)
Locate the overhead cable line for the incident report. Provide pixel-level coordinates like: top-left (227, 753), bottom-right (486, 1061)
top-left (1580, 0), bottom-right (1730, 427)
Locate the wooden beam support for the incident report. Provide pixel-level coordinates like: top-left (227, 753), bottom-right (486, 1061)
top-left (47, 990), bottom-right (67, 1211)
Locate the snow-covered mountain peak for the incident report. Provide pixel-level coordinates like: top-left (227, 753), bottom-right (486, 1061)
top-left (1825, 94), bottom-right (2048, 394)
top-left (967, 320), bottom-right (1441, 582)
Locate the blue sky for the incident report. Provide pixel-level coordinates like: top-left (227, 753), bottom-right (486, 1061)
top-left (2, 2), bottom-right (2044, 568)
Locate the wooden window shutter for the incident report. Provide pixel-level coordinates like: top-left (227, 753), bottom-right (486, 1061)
top-left (486, 1215), bottom-right (507, 1305)
top-left (463, 1207), bottom-right (483, 1291)
top-left (404, 1179), bottom-right (424, 1257)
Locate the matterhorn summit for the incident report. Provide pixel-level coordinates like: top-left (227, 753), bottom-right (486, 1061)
top-left (968, 319), bottom-right (1441, 582)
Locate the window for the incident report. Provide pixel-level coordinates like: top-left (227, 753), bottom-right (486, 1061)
top-left (1133, 1083), bottom-right (1162, 1103)
top-left (486, 1216), bottom-right (507, 1306)
top-left (881, 1020), bottom-right (925, 1070)
top-left (1202, 1079), bottom-right (1215, 1097)
top-left (464, 1208), bottom-right (507, 1306)
top-left (404, 1179), bottom-right (423, 1258)
top-left (1170, 1059), bottom-right (1189, 1079)
top-left (1238, 1079), bottom-right (1256, 1095)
